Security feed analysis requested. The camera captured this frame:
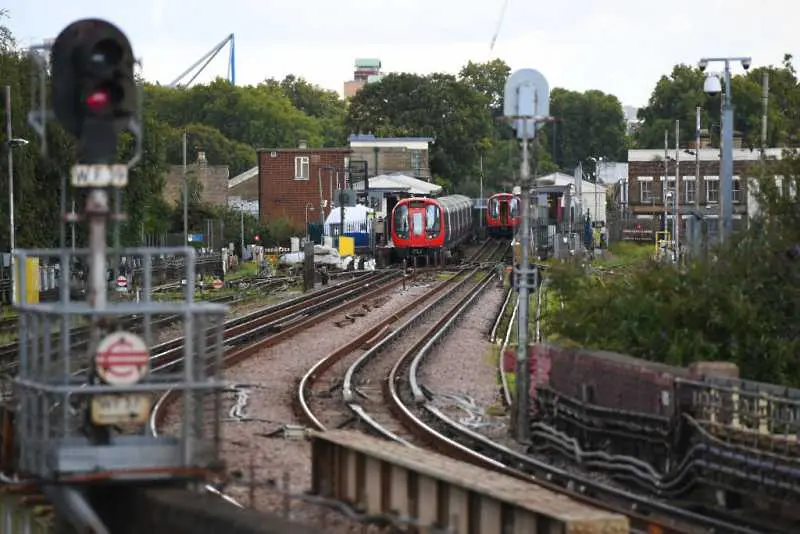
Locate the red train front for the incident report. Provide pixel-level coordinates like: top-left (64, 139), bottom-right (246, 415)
top-left (390, 195), bottom-right (473, 257)
top-left (486, 193), bottom-right (520, 237)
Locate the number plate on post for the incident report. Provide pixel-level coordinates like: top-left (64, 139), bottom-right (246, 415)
top-left (91, 394), bottom-right (151, 425)
top-left (71, 164), bottom-right (129, 188)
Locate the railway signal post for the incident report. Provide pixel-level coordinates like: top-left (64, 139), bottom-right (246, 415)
top-left (12, 19), bottom-right (228, 533)
top-left (503, 69), bottom-right (552, 443)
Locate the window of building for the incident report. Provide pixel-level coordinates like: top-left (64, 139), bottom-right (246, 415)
top-left (410, 150), bottom-right (424, 174)
top-left (295, 156), bottom-right (310, 180)
top-left (732, 176), bottom-right (742, 203)
top-left (684, 176), bottom-right (696, 204)
top-left (639, 178), bottom-right (654, 203)
top-left (664, 178), bottom-right (676, 204)
top-left (705, 176), bottom-right (719, 203)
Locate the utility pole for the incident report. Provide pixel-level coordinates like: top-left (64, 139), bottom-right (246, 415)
top-left (694, 107), bottom-right (701, 257)
top-left (664, 129), bottom-right (669, 238)
top-left (182, 130), bottom-right (188, 245)
top-left (5, 86), bottom-right (16, 304)
top-left (699, 56), bottom-right (751, 243)
top-left (503, 68), bottom-right (551, 443)
top-left (695, 107), bottom-right (701, 212)
top-left (760, 72), bottom-right (769, 222)
top-left (479, 152), bottom-right (484, 229)
top-left (239, 208), bottom-right (244, 259)
top-left (674, 119), bottom-right (680, 265)
top-left (339, 169), bottom-right (345, 249)
top-left (317, 167), bottom-right (325, 227)
top-left (71, 199), bottom-right (77, 250)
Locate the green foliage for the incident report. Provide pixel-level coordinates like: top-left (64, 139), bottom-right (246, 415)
top-left (635, 57), bottom-right (800, 149)
top-left (346, 72), bottom-right (495, 185)
top-left (545, 151), bottom-right (800, 386)
top-left (545, 88), bottom-right (628, 168)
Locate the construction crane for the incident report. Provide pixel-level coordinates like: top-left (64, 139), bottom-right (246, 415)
top-left (169, 33), bottom-right (236, 87)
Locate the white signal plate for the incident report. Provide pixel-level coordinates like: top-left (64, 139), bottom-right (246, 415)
top-left (71, 164), bottom-right (129, 188)
top-left (91, 393), bottom-right (151, 426)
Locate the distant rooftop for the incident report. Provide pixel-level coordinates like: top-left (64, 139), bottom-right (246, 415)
top-left (355, 58), bottom-right (381, 69)
top-left (348, 134), bottom-right (434, 143)
top-left (352, 173), bottom-right (441, 196)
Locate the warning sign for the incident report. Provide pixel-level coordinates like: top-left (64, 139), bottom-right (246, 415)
top-left (95, 331), bottom-right (150, 386)
top-left (212, 278), bottom-right (224, 290)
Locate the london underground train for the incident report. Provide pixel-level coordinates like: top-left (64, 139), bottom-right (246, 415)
top-left (486, 192), bottom-right (520, 237)
top-left (390, 195), bottom-right (473, 258)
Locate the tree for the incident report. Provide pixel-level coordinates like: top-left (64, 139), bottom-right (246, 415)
top-left (345, 72), bottom-right (495, 189)
top-left (144, 79), bottom-right (332, 151)
top-left (545, 88), bottom-right (627, 170)
top-left (458, 59), bottom-right (511, 118)
top-left (634, 59), bottom-right (800, 150)
top-left (163, 123), bottom-right (256, 176)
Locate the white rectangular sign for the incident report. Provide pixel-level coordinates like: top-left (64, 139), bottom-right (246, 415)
top-left (71, 164), bottom-right (129, 188)
top-left (91, 393), bottom-right (151, 425)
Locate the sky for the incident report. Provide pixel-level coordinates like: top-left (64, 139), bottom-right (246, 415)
top-left (4, 0), bottom-right (799, 109)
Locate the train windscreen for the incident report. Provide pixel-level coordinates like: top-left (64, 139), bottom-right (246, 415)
top-left (509, 197), bottom-right (519, 217)
top-left (489, 197), bottom-right (500, 217)
top-left (425, 204), bottom-right (441, 236)
top-left (394, 204), bottom-right (409, 238)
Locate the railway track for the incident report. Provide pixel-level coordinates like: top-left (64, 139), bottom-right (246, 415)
top-left (0, 274), bottom-right (317, 371)
top-left (0, 270), bottom-right (396, 526)
top-left (297, 253), bottom-right (765, 534)
top-left (493, 274), bottom-right (789, 533)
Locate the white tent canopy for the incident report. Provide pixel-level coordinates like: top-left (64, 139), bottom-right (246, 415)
top-left (324, 205), bottom-right (374, 236)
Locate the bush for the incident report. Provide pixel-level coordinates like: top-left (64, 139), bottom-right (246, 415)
top-left (545, 150), bottom-right (800, 386)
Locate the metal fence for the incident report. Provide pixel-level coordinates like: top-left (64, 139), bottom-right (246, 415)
top-left (0, 252), bottom-right (224, 305)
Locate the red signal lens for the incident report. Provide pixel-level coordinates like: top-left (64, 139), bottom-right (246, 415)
top-left (86, 90), bottom-right (110, 113)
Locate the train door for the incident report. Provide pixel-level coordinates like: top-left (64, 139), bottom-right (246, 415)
top-left (499, 198), bottom-right (510, 226)
top-left (409, 203), bottom-right (426, 242)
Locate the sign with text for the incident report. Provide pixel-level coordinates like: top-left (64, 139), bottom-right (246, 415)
top-left (71, 164), bottom-right (129, 188)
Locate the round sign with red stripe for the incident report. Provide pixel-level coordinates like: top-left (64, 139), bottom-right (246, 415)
top-left (95, 331), bottom-right (150, 386)
top-left (212, 278), bottom-right (223, 290)
top-left (116, 275), bottom-right (127, 287)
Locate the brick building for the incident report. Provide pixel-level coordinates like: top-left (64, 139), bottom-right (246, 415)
top-left (258, 145), bottom-right (351, 229)
top-left (164, 150), bottom-right (230, 207)
top-left (626, 148), bottom-right (785, 231)
top-left (343, 58), bottom-right (384, 98)
top-left (348, 134), bottom-right (433, 181)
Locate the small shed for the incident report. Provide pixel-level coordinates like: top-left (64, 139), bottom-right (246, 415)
top-left (324, 205), bottom-right (374, 247)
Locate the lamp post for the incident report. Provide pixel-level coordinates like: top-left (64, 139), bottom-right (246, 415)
top-left (304, 202), bottom-right (314, 241)
top-left (699, 56), bottom-right (752, 243)
top-left (665, 191), bottom-right (675, 261)
top-left (182, 130), bottom-right (188, 245)
top-left (5, 85), bottom-right (30, 305)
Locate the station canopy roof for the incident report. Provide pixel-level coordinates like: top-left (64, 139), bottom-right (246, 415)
top-left (352, 173), bottom-right (442, 196)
